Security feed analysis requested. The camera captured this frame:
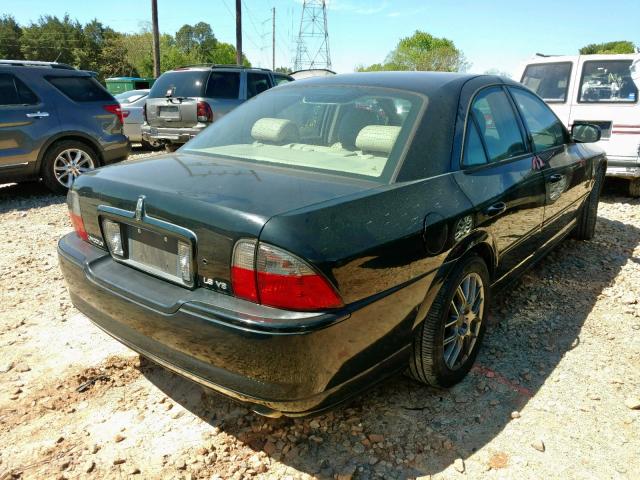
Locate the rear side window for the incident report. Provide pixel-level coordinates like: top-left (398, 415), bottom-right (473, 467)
top-left (274, 74), bottom-right (293, 86)
top-left (521, 62), bottom-right (572, 103)
top-left (205, 72), bottom-right (240, 99)
top-left (579, 60), bottom-right (638, 103)
top-left (463, 120), bottom-right (489, 166)
top-left (469, 87), bottom-right (527, 163)
top-left (510, 88), bottom-right (567, 151)
top-left (247, 73), bottom-right (270, 99)
top-left (149, 70), bottom-right (208, 99)
top-left (0, 73), bottom-right (39, 106)
top-left (47, 76), bottom-right (113, 102)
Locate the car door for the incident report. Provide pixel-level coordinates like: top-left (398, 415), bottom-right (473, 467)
top-left (0, 72), bottom-right (57, 173)
top-left (508, 86), bottom-right (590, 239)
top-left (452, 85), bottom-right (546, 281)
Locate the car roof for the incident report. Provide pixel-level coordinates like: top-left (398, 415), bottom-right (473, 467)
top-left (286, 71), bottom-right (519, 96)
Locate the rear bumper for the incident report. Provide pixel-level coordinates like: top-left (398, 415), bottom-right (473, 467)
top-left (141, 124), bottom-right (206, 144)
top-left (101, 137), bottom-right (130, 165)
top-left (604, 156), bottom-right (640, 179)
top-left (57, 233), bottom-right (415, 416)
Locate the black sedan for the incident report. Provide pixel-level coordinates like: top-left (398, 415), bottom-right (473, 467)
top-left (58, 72), bottom-right (605, 417)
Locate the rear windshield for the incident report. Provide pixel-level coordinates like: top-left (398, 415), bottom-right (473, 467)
top-left (47, 76), bottom-right (113, 102)
top-left (521, 62), bottom-right (572, 103)
top-left (149, 70), bottom-right (208, 99)
top-left (183, 85), bottom-right (425, 183)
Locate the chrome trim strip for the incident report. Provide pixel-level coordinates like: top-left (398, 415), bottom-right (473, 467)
top-left (0, 162), bottom-right (29, 169)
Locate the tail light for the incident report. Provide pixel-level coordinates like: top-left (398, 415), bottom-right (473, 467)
top-left (142, 103), bottom-right (147, 122)
top-left (121, 110), bottom-right (131, 118)
top-left (67, 190), bottom-right (88, 241)
top-left (103, 104), bottom-right (124, 124)
top-left (197, 101), bottom-right (213, 123)
top-left (231, 240), bottom-right (343, 311)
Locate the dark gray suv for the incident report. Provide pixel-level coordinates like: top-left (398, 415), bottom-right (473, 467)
top-left (142, 65), bottom-right (293, 150)
top-left (0, 60), bottom-right (129, 193)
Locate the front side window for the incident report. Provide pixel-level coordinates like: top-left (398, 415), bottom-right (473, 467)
top-left (510, 88), bottom-right (567, 151)
top-left (47, 76), bottom-right (113, 102)
top-left (521, 62), bottom-right (572, 103)
top-left (274, 74), bottom-right (293, 85)
top-left (0, 73), bottom-right (39, 106)
top-left (579, 60), bottom-right (638, 103)
top-left (183, 85), bottom-right (424, 182)
top-left (469, 87), bottom-right (527, 163)
top-left (205, 72), bottom-right (240, 99)
top-left (247, 73), bottom-right (271, 99)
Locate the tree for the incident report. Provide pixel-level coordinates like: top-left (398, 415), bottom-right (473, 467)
top-left (275, 66), bottom-right (290, 73)
top-left (175, 22), bottom-right (218, 62)
top-left (484, 68), bottom-right (512, 79)
top-left (0, 15), bottom-right (23, 59)
top-left (20, 15), bottom-right (84, 65)
top-left (580, 41), bottom-right (637, 55)
top-left (357, 31), bottom-right (468, 72)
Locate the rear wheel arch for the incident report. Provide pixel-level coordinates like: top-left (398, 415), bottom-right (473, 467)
top-left (37, 133), bottom-right (104, 172)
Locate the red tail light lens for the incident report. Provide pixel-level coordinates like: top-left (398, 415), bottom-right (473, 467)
top-left (121, 110), bottom-right (131, 118)
top-left (197, 101), bottom-right (213, 123)
top-left (67, 190), bottom-right (88, 241)
top-left (230, 240), bottom-right (343, 311)
top-left (103, 104), bottom-right (124, 124)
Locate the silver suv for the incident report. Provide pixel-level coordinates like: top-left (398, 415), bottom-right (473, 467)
top-left (0, 60), bottom-right (129, 193)
top-left (141, 65), bottom-right (293, 150)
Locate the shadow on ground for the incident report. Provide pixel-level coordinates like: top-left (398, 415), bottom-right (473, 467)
top-left (138, 189), bottom-right (640, 479)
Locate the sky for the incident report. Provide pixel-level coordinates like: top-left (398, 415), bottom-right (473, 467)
top-left (4, 0), bottom-right (640, 76)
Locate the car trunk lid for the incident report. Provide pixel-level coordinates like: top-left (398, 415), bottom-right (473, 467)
top-left (73, 153), bottom-right (378, 289)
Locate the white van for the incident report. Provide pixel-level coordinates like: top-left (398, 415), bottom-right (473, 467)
top-left (517, 54), bottom-right (640, 196)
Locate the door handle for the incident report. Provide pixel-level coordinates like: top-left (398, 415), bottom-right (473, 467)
top-left (549, 173), bottom-right (564, 183)
top-left (486, 202), bottom-right (507, 216)
top-left (26, 112), bottom-right (50, 118)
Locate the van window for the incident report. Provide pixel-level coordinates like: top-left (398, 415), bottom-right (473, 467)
top-left (521, 62), bottom-right (572, 103)
top-left (578, 60), bottom-right (638, 103)
top-left (470, 87), bottom-right (527, 163)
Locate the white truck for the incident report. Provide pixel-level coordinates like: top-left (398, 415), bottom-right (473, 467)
top-left (518, 54), bottom-right (640, 196)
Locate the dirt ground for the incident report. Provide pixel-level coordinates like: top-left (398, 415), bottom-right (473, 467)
top-left (1, 154), bottom-right (639, 480)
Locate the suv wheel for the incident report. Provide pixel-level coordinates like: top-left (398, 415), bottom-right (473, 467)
top-left (42, 141), bottom-right (98, 194)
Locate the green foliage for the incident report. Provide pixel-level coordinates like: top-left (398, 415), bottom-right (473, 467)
top-left (580, 41), bottom-right (636, 55)
top-left (275, 66), bottom-right (291, 73)
top-left (0, 15), bottom-right (23, 59)
top-left (0, 16), bottom-right (253, 82)
top-left (358, 30), bottom-right (468, 73)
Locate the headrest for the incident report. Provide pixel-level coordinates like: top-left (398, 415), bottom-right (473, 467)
top-left (251, 118), bottom-right (299, 144)
top-left (355, 125), bottom-right (401, 155)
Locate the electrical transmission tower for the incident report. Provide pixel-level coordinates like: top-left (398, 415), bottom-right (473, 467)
top-left (294, 0), bottom-right (331, 70)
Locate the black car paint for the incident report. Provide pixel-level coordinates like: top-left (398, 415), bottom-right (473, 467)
top-left (58, 72), bottom-right (606, 416)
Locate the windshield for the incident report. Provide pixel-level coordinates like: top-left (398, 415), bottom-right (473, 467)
top-left (521, 62), bottom-right (572, 103)
top-left (115, 90), bottom-right (148, 103)
top-left (182, 85), bottom-right (425, 182)
top-left (149, 70), bottom-right (208, 98)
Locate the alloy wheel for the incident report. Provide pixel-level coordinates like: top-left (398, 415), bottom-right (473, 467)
top-left (443, 272), bottom-right (485, 370)
top-left (53, 148), bottom-right (95, 188)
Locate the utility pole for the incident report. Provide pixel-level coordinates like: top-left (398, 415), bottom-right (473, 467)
top-left (235, 0), bottom-right (242, 65)
top-left (272, 7), bottom-right (276, 70)
top-left (151, 0), bottom-right (161, 77)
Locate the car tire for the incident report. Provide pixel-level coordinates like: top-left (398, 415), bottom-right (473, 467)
top-left (573, 165), bottom-right (605, 240)
top-left (41, 140), bottom-right (99, 195)
top-left (629, 179), bottom-right (640, 198)
top-left (408, 254), bottom-right (490, 388)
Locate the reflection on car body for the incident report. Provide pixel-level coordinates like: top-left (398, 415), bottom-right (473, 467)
top-left (58, 72), bottom-right (606, 417)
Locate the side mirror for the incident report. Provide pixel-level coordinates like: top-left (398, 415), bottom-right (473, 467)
top-left (571, 123), bottom-right (601, 143)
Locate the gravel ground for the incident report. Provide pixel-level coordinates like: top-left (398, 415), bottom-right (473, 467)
top-left (1, 153), bottom-right (639, 480)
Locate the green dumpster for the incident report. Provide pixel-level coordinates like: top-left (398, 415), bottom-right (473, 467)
top-left (105, 77), bottom-right (156, 94)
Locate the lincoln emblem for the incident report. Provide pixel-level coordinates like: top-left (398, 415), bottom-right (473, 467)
top-left (135, 195), bottom-right (146, 221)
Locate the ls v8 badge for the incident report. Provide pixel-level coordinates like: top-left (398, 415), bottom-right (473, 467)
top-left (200, 276), bottom-right (232, 294)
